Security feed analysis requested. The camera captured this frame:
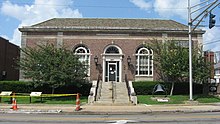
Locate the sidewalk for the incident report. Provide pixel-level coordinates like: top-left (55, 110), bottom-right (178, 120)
top-left (1, 103), bottom-right (220, 114)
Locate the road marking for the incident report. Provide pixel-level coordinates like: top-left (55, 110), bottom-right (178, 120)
top-left (106, 120), bottom-right (139, 124)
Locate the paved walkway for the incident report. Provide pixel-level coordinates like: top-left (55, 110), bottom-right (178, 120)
top-left (1, 103), bottom-right (220, 114)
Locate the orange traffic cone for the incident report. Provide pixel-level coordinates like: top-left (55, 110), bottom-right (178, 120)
top-left (75, 93), bottom-right (81, 111)
top-left (11, 98), bottom-right (18, 110)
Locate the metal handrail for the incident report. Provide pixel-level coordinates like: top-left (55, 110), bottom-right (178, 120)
top-left (112, 81), bottom-right (116, 103)
top-left (125, 74), bottom-right (131, 96)
top-left (94, 74), bottom-right (101, 101)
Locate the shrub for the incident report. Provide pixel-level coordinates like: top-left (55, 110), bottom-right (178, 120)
top-left (0, 81), bottom-right (33, 93)
top-left (171, 82), bottom-right (203, 95)
top-left (0, 81), bottom-right (92, 96)
top-left (132, 81), bottom-right (166, 95)
top-left (133, 81), bottom-right (203, 95)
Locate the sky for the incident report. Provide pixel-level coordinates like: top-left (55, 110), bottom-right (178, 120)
top-left (0, 0), bottom-right (219, 51)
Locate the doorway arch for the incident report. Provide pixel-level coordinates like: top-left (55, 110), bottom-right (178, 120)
top-left (102, 45), bottom-right (123, 82)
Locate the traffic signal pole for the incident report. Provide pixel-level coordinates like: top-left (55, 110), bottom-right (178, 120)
top-left (188, 0), bottom-right (219, 101)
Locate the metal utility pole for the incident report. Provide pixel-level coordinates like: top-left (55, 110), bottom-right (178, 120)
top-left (188, 0), bottom-right (193, 101)
top-left (188, 0), bottom-right (219, 101)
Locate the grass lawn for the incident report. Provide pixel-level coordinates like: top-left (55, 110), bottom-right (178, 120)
top-left (194, 95), bottom-right (220, 103)
top-left (1, 95), bottom-right (220, 105)
top-left (137, 95), bottom-right (220, 104)
top-left (0, 95), bottom-right (88, 104)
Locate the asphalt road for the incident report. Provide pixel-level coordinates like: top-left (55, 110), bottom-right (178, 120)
top-left (1, 112), bottom-right (220, 124)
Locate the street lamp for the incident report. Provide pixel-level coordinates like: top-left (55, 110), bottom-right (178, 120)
top-left (94, 56), bottom-right (98, 65)
top-left (127, 56), bottom-right (131, 65)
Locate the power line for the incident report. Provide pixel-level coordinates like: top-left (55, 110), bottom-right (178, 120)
top-left (203, 39), bottom-right (220, 45)
top-left (0, 1), bottom-right (188, 10)
top-left (197, 25), bottom-right (220, 27)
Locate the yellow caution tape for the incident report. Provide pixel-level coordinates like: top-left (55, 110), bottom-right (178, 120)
top-left (0, 94), bottom-right (78, 98)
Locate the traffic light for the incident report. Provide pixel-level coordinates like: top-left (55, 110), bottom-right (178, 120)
top-left (209, 12), bottom-right (216, 29)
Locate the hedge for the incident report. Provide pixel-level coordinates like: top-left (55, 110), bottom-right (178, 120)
top-left (0, 81), bottom-right (91, 96)
top-left (133, 81), bottom-right (203, 95)
top-left (0, 81), bottom-right (33, 93)
top-left (1, 80), bottom-right (203, 96)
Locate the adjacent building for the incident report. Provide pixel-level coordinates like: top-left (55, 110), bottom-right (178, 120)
top-left (18, 18), bottom-right (204, 83)
top-left (204, 51), bottom-right (215, 80)
top-left (214, 51), bottom-right (220, 83)
top-left (0, 37), bottom-right (20, 80)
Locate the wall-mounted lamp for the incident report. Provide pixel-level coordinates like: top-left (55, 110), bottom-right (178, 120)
top-left (94, 56), bottom-right (98, 65)
top-left (127, 56), bottom-right (131, 65)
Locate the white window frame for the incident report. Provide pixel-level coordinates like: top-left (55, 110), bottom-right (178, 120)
top-left (135, 47), bottom-right (153, 76)
top-left (74, 46), bottom-right (90, 76)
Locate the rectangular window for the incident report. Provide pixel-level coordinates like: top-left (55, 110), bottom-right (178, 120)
top-left (105, 61), bottom-right (108, 82)
top-left (175, 40), bottom-right (189, 48)
top-left (216, 69), bottom-right (220, 75)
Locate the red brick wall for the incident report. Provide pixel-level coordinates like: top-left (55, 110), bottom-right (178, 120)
top-left (63, 38), bottom-right (154, 81)
top-left (23, 30), bottom-right (196, 82)
top-left (204, 51), bottom-right (215, 79)
top-left (26, 38), bottom-right (57, 48)
top-left (0, 37), bottom-right (20, 80)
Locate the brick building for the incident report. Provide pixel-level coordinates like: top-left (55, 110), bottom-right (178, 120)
top-left (204, 51), bottom-right (215, 79)
top-left (0, 37), bottom-right (20, 80)
top-left (19, 18), bottom-right (204, 83)
top-left (214, 51), bottom-right (220, 83)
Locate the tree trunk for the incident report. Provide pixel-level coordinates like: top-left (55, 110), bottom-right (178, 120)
top-left (52, 87), bottom-right (55, 94)
top-left (170, 82), bottom-right (175, 96)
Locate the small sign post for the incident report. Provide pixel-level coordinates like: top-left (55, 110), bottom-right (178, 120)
top-left (0, 91), bottom-right (12, 103)
top-left (30, 92), bottom-right (42, 103)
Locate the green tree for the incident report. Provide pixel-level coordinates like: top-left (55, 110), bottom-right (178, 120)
top-left (192, 49), bottom-right (211, 95)
top-left (18, 44), bottom-right (87, 94)
top-left (149, 40), bottom-right (210, 95)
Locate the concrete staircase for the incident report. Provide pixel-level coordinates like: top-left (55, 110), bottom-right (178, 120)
top-left (95, 82), bottom-right (113, 104)
top-left (114, 82), bottom-right (130, 104)
top-left (95, 82), bottom-right (131, 105)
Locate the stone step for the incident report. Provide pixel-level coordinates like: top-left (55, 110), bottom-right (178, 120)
top-left (93, 102), bottom-right (133, 106)
top-left (115, 95), bottom-right (129, 98)
top-left (115, 94), bottom-right (128, 96)
top-left (95, 82), bottom-right (131, 105)
top-left (114, 101), bottom-right (130, 104)
top-left (96, 99), bottom-right (113, 102)
top-left (99, 97), bottom-right (113, 100)
top-left (95, 101), bottom-right (113, 104)
top-left (114, 99), bottom-right (130, 101)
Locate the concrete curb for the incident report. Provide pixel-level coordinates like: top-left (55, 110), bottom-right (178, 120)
top-left (0, 109), bottom-right (62, 114)
top-left (1, 103), bottom-right (220, 114)
top-left (1, 108), bottom-right (220, 115)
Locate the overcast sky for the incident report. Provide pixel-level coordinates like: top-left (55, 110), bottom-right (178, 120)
top-left (0, 0), bottom-right (219, 51)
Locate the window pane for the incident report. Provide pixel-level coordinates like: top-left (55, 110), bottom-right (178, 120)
top-left (135, 47), bottom-right (153, 76)
top-left (140, 49), bottom-right (148, 54)
top-left (105, 46), bottom-right (119, 54)
top-left (74, 45), bottom-right (90, 76)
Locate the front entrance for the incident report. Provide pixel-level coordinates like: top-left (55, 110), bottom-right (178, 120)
top-left (103, 45), bottom-right (123, 82)
top-left (104, 61), bottom-right (120, 82)
top-left (109, 63), bottom-right (117, 81)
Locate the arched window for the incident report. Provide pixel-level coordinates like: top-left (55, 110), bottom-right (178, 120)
top-left (105, 46), bottom-right (119, 54)
top-left (135, 46), bottom-right (153, 76)
top-left (74, 45), bottom-right (90, 75)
